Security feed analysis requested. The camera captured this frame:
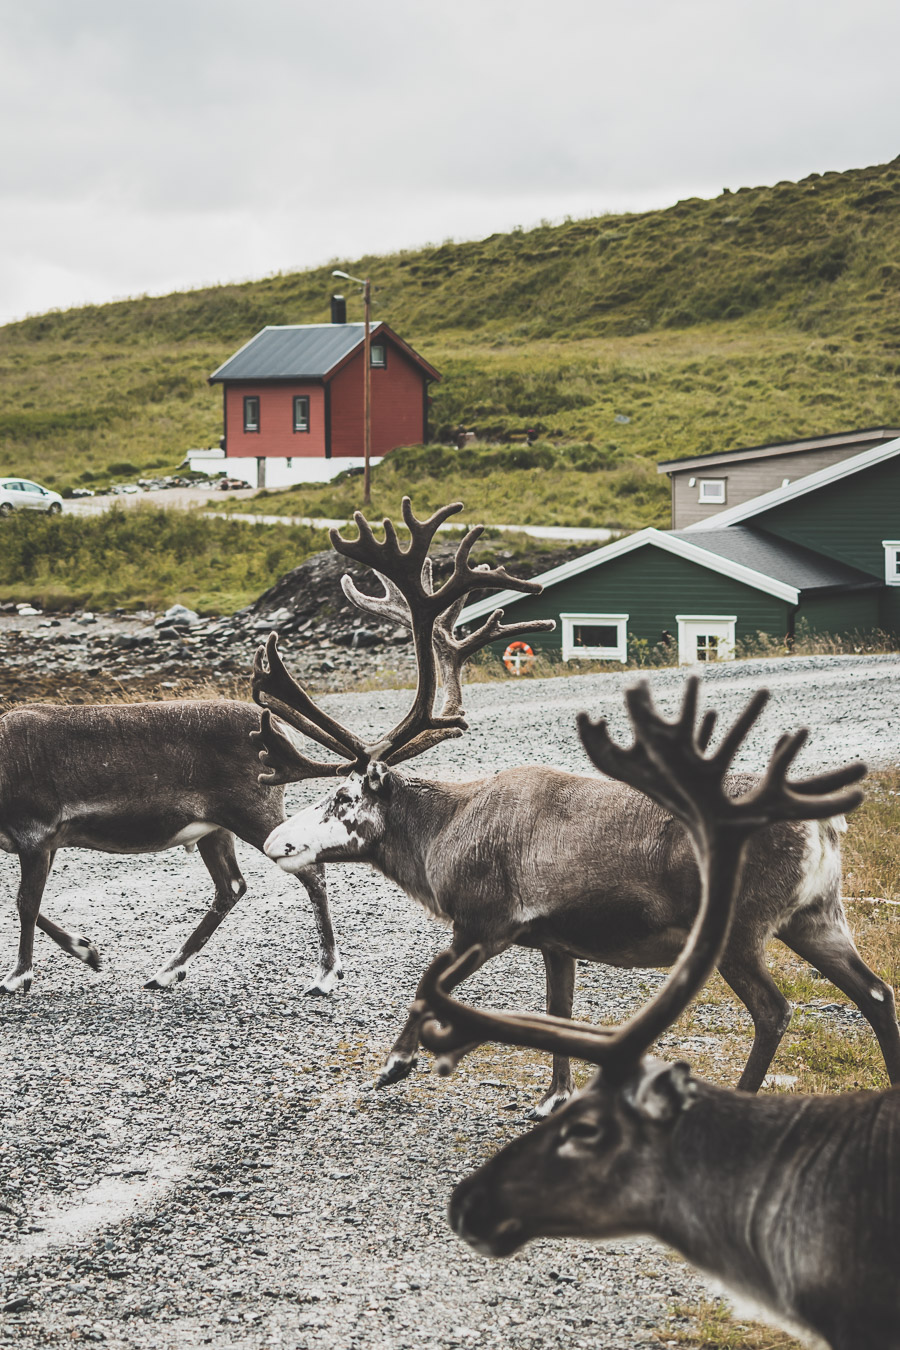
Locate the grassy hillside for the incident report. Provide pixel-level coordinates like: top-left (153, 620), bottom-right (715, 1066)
top-left (1, 156), bottom-right (899, 529)
top-left (0, 508), bottom-right (330, 613)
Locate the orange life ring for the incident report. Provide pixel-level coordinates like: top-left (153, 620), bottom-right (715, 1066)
top-left (502, 641), bottom-right (535, 675)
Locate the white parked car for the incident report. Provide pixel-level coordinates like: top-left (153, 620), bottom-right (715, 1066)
top-left (0, 478), bottom-right (63, 516)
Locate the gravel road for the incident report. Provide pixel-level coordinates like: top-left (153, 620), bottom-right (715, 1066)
top-left (1, 653), bottom-right (898, 1350)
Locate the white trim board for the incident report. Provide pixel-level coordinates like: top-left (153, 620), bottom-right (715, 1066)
top-left (684, 435), bottom-right (900, 532)
top-left (457, 527), bottom-right (799, 626)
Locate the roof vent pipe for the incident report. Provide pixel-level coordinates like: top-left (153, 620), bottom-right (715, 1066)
top-left (331, 293), bottom-right (347, 324)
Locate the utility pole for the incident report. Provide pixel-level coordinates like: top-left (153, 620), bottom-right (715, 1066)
top-left (333, 269), bottom-right (373, 506)
top-left (362, 276), bottom-right (371, 506)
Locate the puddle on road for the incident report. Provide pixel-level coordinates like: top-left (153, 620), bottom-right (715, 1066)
top-left (8, 1148), bottom-right (190, 1259)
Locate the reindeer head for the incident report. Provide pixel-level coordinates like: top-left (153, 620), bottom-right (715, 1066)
top-left (253, 499), bottom-right (554, 868)
top-left (264, 764), bottom-right (394, 871)
top-left (412, 678), bottom-right (866, 1257)
top-left (450, 1056), bottom-right (696, 1255)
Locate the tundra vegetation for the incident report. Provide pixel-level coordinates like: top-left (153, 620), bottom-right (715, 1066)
top-left (1, 157), bottom-right (899, 526)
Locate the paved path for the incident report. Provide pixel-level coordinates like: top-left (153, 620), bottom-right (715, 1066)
top-left (61, 492), bottom-right (616, 543)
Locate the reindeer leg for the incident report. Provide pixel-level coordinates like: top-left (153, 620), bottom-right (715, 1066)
top-left (718, 939), bottom-right (792, 1092)
top-left (376, 934), bottom-right (499, 1090)
top-left (1, 850), bottom-right (53, 993)
top-left (778, 907), bottom-right (900, 1085)
top-left (295, 864), bottom-right (344, 997)
top-left (528, 949), bottom-right (577, 1119)
top-left (145, 830), bottom-right (246, 990)
top-left (25, 850), bottom-right (101, 973)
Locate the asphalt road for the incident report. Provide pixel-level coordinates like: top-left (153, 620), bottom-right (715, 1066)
top-left (0, 654), bottom-right (898, 1349)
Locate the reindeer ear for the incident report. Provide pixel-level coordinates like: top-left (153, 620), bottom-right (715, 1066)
top-left (365, 761), bottom-right (391, 795)
top-left (624, 1059), bottom-right (697, 1123)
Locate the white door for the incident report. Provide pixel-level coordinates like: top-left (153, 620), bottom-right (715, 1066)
top-left (17, 480), bottom-right (47, 509)
top-left (676, 615), bottom-right (736, 664)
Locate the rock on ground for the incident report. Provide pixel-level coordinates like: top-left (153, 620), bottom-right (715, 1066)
top-left (0, 654), bottom-right (898, 1349)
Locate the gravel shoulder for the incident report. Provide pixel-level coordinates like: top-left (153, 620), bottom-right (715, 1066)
top-left (0, 654), bottom-right (898, 1349)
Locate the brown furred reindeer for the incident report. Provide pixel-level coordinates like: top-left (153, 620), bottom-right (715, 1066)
top-left (415, 682), bottom-right (900, 1350)
top-left (0, 699), bottom-right (345, 996)
top-left (258, 502), bottom-right (900, 1113)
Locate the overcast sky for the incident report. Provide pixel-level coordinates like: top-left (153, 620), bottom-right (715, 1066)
top-left (3, 0), bottom-right (899, 325)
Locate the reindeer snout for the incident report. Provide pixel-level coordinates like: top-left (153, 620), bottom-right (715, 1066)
top-left (263, 824), bottom-right (314, 871)
top-left (449, 1175), bottom-right (525, 1257)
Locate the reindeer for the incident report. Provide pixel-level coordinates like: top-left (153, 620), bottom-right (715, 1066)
top-left (257, 499), bottom-right (900, 1113)
top-left (0, 519), bottom-right (549, 999)
top-left (413, 682), bottom-right (900, 1350)
top-left (0, 699), bottom-right (347, 996)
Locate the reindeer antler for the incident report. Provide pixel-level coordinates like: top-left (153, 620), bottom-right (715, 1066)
top-left (253, 499), bottom-right (552, 780)
top-left (418, 677), bottom-right (866, 1080)
top-left (342, 556), bottom-right (555, 719)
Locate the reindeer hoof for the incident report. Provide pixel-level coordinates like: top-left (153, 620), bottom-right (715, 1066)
top-left (375, 1054), bottom-right (417, 1089)
top-left (0, 970), bottom-right (32, 995)
top-left (70, 937), bottom-right (101, 972)
top-left (143, 968), bottom-right (186, 991)
top-left (527, 1092), bottom-right (571, 1120)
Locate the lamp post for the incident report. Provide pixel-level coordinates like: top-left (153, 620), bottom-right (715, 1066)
top-left (332, 269), bottom-right (372, 506)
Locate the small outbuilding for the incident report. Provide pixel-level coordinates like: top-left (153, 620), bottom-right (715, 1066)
top-left (460, 436), bottom-right (900, 664)
top-left (203, 320), bottom-right (441, 488)
top-left (658, 425), bottom-right (900, 529)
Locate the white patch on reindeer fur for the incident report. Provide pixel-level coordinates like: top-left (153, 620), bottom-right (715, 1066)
top-left (70, 937), bottom-right (94, 965)
top-left (169, 822), bottom-right (218, 848)
top-left (785, 819), bottom-right (842, 921)
top-left (871, 987), bottom-right (886, 1002)
top-left (265, 777), bottom-right (377, 871)
top-left (1, 966), bottom-right (32, 993)
top-left (147, 958), bottom-right (190, 988)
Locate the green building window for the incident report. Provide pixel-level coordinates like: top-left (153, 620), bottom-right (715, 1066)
top-left (561, 613), bottom-right (628, 663)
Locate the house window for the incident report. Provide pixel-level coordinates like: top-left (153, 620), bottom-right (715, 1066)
top-left (293, 395), bottom-right (310, 433)
top-left (560, 613), bottom-right (628, 663)
top-left (883, 541), bottom-right (900, 586)
top-left (243, 396), bottom-right (260, 433)
top-left (676, 615), bottom-right (737, 664)
top-left (698, 478), bottom-right (726, 504)
top-left (370, 343), bottom-right (386, 368)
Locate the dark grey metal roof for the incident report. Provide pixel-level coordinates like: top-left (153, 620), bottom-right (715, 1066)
top-left (209, 324), bottom-right (369, 382)
top-left (657, 426), bottom-right (900, 474)
top-left (671, 526), bottom-right (878, 592)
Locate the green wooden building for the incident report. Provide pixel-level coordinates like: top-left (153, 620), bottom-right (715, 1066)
top-left (459, 437), bottom-right (900, 664)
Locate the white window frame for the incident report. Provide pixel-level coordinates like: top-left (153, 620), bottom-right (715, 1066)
top-left (698, 478), bottom-right (726, 504)
top-left (560, 613), bottom-right (628, 663)
top-left (883, 541), bottom-right (900, 586)
top-left (676, 615), bottom-right (737, 665)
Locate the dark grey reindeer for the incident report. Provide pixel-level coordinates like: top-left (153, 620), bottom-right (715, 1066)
top-left (415, 681), bottom-right (899, 1350)
top-left (0, 699), bottom-right (343, 995)
top-left (258, 501), bottom-right (900, 1113)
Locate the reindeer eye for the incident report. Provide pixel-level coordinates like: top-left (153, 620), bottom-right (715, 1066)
top-left (559, 1119), bottom-right (604, 1147)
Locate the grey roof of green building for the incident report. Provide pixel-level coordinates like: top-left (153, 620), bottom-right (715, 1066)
top-left (670, 528), bottom-right (878, 592)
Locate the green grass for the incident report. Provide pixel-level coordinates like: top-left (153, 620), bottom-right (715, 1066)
top-left (1, 156), bottom-right (899, 520)
top-left (0, 506), bottom-right (330, 612)
top-left (659, 1298), bottom-right (803, 1348)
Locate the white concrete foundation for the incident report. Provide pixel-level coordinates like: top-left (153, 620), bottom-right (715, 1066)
top-left (185, 450), bottom-right (383, 488)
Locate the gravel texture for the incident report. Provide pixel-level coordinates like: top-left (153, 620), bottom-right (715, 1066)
top-left (0, 653), bottom-right (898, 1349)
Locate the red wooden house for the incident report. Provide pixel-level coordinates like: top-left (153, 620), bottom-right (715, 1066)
top-left (205, 320), bottom-right (441, 487)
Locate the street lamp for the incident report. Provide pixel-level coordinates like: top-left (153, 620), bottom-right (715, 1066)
top-left (332, 269), bottom-right (372, 506)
